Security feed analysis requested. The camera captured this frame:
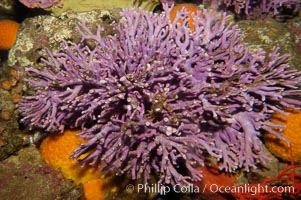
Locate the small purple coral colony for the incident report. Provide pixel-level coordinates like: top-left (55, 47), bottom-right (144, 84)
top-left (223, 0), bottom-right (300, 19)
top-left (19, 0), bottom-right (63, 10)
top-left (19, 4), bottom-right (301, 185)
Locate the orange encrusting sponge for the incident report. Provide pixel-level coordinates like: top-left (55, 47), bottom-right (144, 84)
top-left (84, 179), bottom-right (106, 200)
top-left (40, 129), bottom-right (101, 184)
top-left (40, 129), bottom-right (107, 200)
top-left (0, 19), bottom-right (20, 50)
top-left (170, 4), bottom-right (200, 32)
top-left (264, 110), bottom-right (301, 163)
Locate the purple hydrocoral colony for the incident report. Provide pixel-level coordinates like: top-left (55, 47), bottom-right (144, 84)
top-left (222, 0), bottom-right (300, 19)
top-left (19, 0), bottom-right (63, 10)
top-left (19, 4), bottom-right (301, 185)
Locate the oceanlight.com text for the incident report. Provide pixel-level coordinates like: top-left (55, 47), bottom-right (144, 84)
top-left (207, 183), bottom-right (295, 196)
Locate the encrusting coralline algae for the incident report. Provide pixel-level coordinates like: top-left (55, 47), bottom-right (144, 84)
top-left (19, 4), bottom-right (301, 186)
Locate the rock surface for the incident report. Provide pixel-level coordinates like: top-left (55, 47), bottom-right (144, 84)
top-left (0, 146), bottom-right (84, 200)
